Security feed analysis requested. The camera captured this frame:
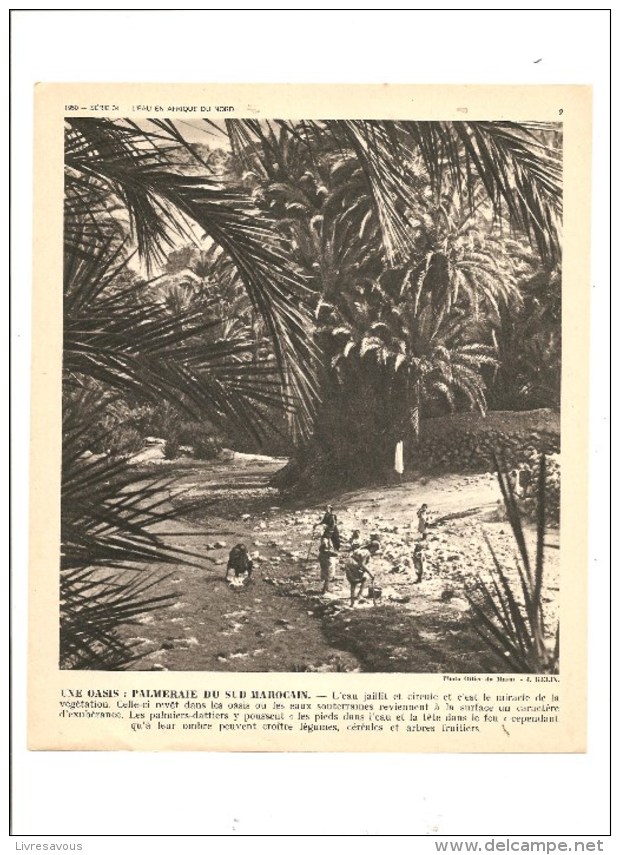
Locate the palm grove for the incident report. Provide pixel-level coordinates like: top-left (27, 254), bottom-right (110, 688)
top-left (61, 118), bottom-right (562, 668)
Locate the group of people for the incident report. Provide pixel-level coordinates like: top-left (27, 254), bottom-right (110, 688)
top-left (314, 502), bottom-right (431, 606)
top-left (224, 501), bottom-right (432, 607)
top-left (313, 506), bottom-right (378, 606)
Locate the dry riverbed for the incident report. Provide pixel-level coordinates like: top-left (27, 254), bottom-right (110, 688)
top-left (121, 455), bottom-right (559, 673)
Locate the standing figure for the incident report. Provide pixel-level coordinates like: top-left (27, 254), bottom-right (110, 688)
top-left (330, 521), bottom-right (341, 551)
top-left (344, 540), bottom-right (380, 607)
top-left (318, 528), bottom-right (339, 594)
top-left (394, 440), bottom-right (404, 480)
top-left (413, 542), bottom-right (425, 584)
top-left (314, 504), bottom-right (336, 532)
top-left (417, 503), bottom-right (429, 540)
top-left (516, 466), bottom-right (532, 498)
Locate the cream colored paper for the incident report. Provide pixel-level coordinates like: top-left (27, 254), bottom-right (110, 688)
top-left (29, 83), bottom-right (591, 752)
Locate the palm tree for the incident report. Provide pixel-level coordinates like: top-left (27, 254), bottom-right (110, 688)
top-left (62, 116), bottom-right (561, 665)
top-left (491, 265), bottom-right (562, 410)
top-left (62, 119), bottom-right (315, 667)
top-left (64, 119), bottom-right (319, 420)
top-left (223, 118), bottom-right (562, 266)
top-left (321, 280), bottom-right (498, 445)
top-left (215, 118), bottom-right (561, 479)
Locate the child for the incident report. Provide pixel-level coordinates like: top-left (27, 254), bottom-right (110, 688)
top-left (413, 542), bottom-right (425, 584)
top-left (348, 529), bottom-right (363, 552)
top-left (318, 528), bottom-right (339, 594)
top-left (344, 540), bottom-right (380, 607)
top-left (330, 522), bottom-right (341, 552)
top-left (417, 503), bottom-right (429, 539)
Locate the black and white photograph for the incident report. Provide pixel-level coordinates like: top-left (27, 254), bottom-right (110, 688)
top-left (13, 7), bottom-right (611, 843)
top-left (61, 115), bottom-right (563, 674)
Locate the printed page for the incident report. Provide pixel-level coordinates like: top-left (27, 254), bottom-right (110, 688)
top-left (28, 82), bottom-right (591, 752)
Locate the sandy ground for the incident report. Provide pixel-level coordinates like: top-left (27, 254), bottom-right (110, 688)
top-left (121, 456), bottom-right (559, 673)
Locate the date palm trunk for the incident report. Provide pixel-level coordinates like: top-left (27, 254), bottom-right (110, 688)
top-left (411, 376), bottom-right (422, 446)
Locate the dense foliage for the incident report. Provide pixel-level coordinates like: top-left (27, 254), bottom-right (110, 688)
top-left (61, 117), bottom-right (562, 667)
top-left (227, 121), bottom-right (562, 480)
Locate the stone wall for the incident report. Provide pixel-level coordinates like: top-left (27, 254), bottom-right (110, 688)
top-left (413, 409), bottom-right (560, 474)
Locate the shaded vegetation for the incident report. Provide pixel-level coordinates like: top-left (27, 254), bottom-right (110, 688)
top-left (61, 117), bottom-right (562, 668)
top-left (465, 455), bottom-right (559, 673)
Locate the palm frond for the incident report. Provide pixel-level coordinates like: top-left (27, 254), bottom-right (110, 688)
top-left (464, 455), bottom-right (558, 673)
top-left (60, 397), bottom-right (222, 669)
top-left (60, 566), bottom-right (177, 670)
top-left (65, 118), bottom-right (319, 434)
top-left (400, 120), bottom-right (562, 261)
